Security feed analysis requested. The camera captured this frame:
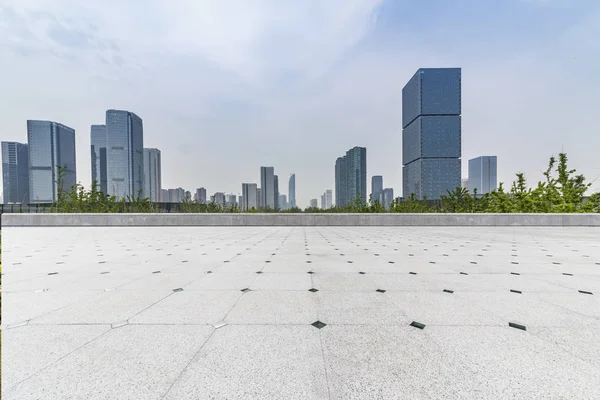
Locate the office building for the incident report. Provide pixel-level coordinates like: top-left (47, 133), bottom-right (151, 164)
top-left (2, 141), bottom-right (29, 203)
top-left (461, 179), bottom-right (469, 190)
top-left (383, 188), bottom-right (394, 210)
top-left (214, 192), bottom-right (225, 205)
top-left (242, 183), bottom-right (258, 210)
top-left (90, 125), bottom-right (107, 193)
top-left (27, 120), bottom-right (76, 203)
top-left (227, 194), bottom-right (237, 207)
top-left (371, 175), bottom-right (383, 204)
top-left (160, 189), bottom-right (168, 202)
top-left (142, 148), bottom-right (161, 202)
top-left (334, 146), bottom-right (367, 207)
top-left (279, 194), bottom-right (287, 210)
top-left (260, 167), bottom-right (275, 209)
top-left (194, 187), bottom-right (207, 204)
top-left (257, 188), bottom-right (263, 209)
top-left (321, 189), bottom-right (332, 209)
top-left (289, 174), bottom-right (296, 208)
top-left (402, 68), bottom-right (461, 200)
top-left (168, 188), bottom-right (185, 203)
top-left (274, 174), bottom-right (279, 209)
top-left (238, 195), bottom-right (243, 206)
top-left (105, 109), bottom-right (143, 198)
top-left (310, 198), bottom-right (318, 208)
top-left (468, 156), bottom-right (497, 195)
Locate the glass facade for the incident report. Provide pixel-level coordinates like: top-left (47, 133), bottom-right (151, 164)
top-left (334, 147), bottom-right (367, 207)
top-left (27, 120), bottom-right (76, 203)
top-left (371, 175), bottom-right (383, 204)
top-left (143, 148), bottom-right (161, 202)
top-left (105, 110), bottom-right (144, 199)
top-left (288, 174), bottom-right (296, 208)
top-left (90, 124), bottom-right (107, 193)
top-left (402, 68), bottom-right (461, 199)
top-left (260, 167), bottom-right (275, 209)
top-left (2, 141), bottom-right (29, 203)
top-left (468, 156), bottom-right (497, 195)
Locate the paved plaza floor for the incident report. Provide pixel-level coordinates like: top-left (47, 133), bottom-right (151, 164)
top-left (2, 226), bottom-right (600, 399)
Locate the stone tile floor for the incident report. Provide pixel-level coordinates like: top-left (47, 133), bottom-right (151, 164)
top-left (1, 226), bottom-right (600, 399)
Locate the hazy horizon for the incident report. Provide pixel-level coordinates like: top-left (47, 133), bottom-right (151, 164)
top-left (1, 0), bottom-right (599, 207)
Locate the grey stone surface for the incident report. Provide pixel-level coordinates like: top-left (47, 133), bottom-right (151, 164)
top-left (2, 225), bottom-right (600, 399)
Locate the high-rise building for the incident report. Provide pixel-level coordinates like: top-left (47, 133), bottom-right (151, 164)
top-left (288, 174), bottom-right (296, 208)
top-left (334, 146), bottom-right (367, 207)
top-left (383, 188), bottom-right (394, 210)
top-left (274, 174), bottom-right (279, 210)
top-left (242, 183), bottom-right (258, 210)
top-left (310, 199), bottom-right (318, 208)
top-left (168, 188), bottom-right (185, 203)
top-left (142, 148), bottom-right (161, 202)
top-left (214, 192), bottom-right (225, 205)
top-left (279, 194), bottom-right (287, 210)
top-left (227, 194), bottom-right (237, 207)
top-left (468, 156), bottom-right (497, 195)
top-left (2, 141), bottom-right (29, 203)
top-left (260, 167), bottom-right (275, 209)
top-left (325, 189), bottom-right (332, 209)
top-left (195, 187), bottom-right (207, 204)
top-left (105, 109), bottom-right (143, 198)
top-left (238, 195), bottom-right (243, 206)
top-left (402, 68), bottom-right (461, 200)
top-left (27, 120), bottom-right (76, 203)
top-left (257, 188), bottom-right (263, 209)
top-left (160, 189), bottom-right (168, 202)
top-left (371, 175), bottom-right (383, 204)
top-left (185, 191), bottom-right (192, 201)
top-left (90, 125), bottom-right (107, 193)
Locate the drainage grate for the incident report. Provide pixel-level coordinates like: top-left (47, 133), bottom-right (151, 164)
top-left (510, 289), bottom-right (522, 294)
top-left (511, 272), bottom-right (520, 275)
top-left (509, 322), bottom-right (526, 331)
top-left (312, 321), bottom-right (327, 329)
top-left (308, 288), bottom-right (319, 293)
top-left (241, 288), bottom-right (251, 293)
top-left (410, 321), bottom-right (426, 330)
top-left (173, 288), bottom-right (184, 292)
top-left (376, 289), bottom-right (386, 293)
top-left (579, 290), bottom-right (593, 295)
top-left (443, 289), bottom-right (454, 294)
top-left (409, 272), bottom-right (417, 275)
top-left (562, 273), bottom-right (573, 276)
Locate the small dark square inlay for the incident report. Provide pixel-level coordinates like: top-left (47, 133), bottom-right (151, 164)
top-left (347, 261), bottom-right (353, 263)
top-left (309, 288), bottom-right (319, 293)
top-left (312, 321), bottom-right (326, 329)
top-left (241, 288), bottom-right (251, 293)
top-left (359, 272), bottom-right (366, 275)
top-left (562, 273), bottom-right (573, 276)
top-left (509, 322), bottom-right (526, 331)
top-left (48, 272), bottom-right (58, 275)
top-left (409, 272), bottom-right (417, 275)
top-left (256, 271), bottom-right (263, 274)
top-left (443, 289), bottom-right (454, 294)
top-left (173, 288), bottom-right (184, 292)
top-left (460, 272), bottom-right (468, 275)
top-left (307, 271), bottom-right (314, 274)
top-left (153, 271), bottom-right (161, 274)
top-left (510, 289), bottom-right (522, 294)
top-left (579, 290), bottom-right (593, 295)
top-left (207, 271), bottom-right (213, 274)
top-left (101, 271), bottom-right (110, 275)
top-left (376, 289), bottom-right (386, 293)
top-left (429, 261), bottom-right (436, 264)
top-left (470, 261), bottom-right (477, 264)
top-left (410, 321), bottom-right (426, 330)
top-left (511, 272), bottom-right (520, 275)
top-left (388, 261), bottom-right (395, 264)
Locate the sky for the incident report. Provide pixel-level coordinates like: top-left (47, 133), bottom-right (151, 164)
top-left (1, 0), bottom-right (599, 207)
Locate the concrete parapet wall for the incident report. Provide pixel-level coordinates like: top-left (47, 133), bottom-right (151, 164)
top-left (2, 213), bottom-right (600, 227)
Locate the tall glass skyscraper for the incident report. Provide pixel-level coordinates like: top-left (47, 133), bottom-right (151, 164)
top-left (288, 173), bottom-right (296, 209)
top-left (371, 175), bottom-right (383, 204)
top-left (334, 146), bottom-right (367, 207)
top-left (402, 68), bottom-right (461, 200)
top-left (105, 110), bottom-right (143, 198)
top-left (2, 141), bottom-right (29, 203)
top-left (242, 183), bottom-right (258, 210)
top-left (27, 120), bottom-right (76, 203)
top-left (142, 148), bottom-right (161, 202)
top-left (260, 166), bottom-right (275, 209)
top-left (468, 156), bottom-right (497, 195)
top-left (90, 124), bottom-right (107, 193)
top-left (274, 174), bottom-right (279, 209)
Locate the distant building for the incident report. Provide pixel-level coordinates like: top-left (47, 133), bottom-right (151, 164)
top-left (2, 141), bottom-right (29, 203)
top-left (402, 68), bottom-right (461, 200)
top-left (238, 195), bottom-right (243, 206)
top-left (160, 189), bottom-right (168, 202)
top-left (260, 167), bottom-right (276, 209)
top-left (168, 188), bottom-right (185, 203)
top-left (279, 194), bottom-right (287, 210)
top-left (335, 146), bottom-right (367, 207)
top-left (257, 188), bottom-right (263, 209)
top-left (227, 194), bottom-right (237, 207)
top-left (242, 183), bottom-right (258, 210)
top-left (371, 175), bottom-right (383, 204)
top-left (468, 156), bottom-right (497, 195)
top-left (310, 198), bottom-right (318, 208)
top-left (27, 120), bottom-right (76, 203)
top-left (274, 174), bottom-right (279, 209)
top-left (214, 192), bottom-right (225, 205)
top-left (321, 189), bottom-right (332, 209)
top-left (142, 148), bottom-right (161, 202)
top-left (195, 187), bottom-right (207, 204)
top-left (383, 188), bottom-right (394, 210)
top-left (185, 191), bottom-right (192, 201)
top-left (105, 109), bottom-right (143, 199)
top-left (288, 174), bottom-right (296, 208)
top-left (90, 125), bottom-right (107, 193)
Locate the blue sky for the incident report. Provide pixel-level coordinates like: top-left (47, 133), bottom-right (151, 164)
top-left (1, 0), bottom-right (599, 206)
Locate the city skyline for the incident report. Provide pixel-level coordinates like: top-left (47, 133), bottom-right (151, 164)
top-left (1, 2), bottom-right (600, 206)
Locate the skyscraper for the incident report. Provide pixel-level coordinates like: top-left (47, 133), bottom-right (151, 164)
top-left (90, 125), bottom-right (107, 193)
top-left (383, 188), bottom-right (394, 210)
top-left (371, 175), bottom-right (383, 204)
top-left (274, 174), bottom-right (279, 209)
top-left (27, 120), bottom-right (76, 203)
top-left (2, 141), bottom-right (29, 203)
top-left (214, 192), bottom-right (225, 205)
top-left (334, 146), bottom-right (367, 207)
top-left (402, 68), bottom-right (461, 200)
top-left (310, 199), bottom-right (318, 208)
top-left (325, 189), bottom-right (332, 209)
top-left (195, 187), bottom-right (207, 204)
top-left (468, 156), bottom-right (497, 195)
top-left (257, 188), bottom-right (263, 209)
top-left (105, 109), bottom-right (143, 198)
top-left (260, 167), bottom-right (275, 209)
top-left (288, 174), bottom-right (296, 209)
top-left (279, 194), bottom-right (287, 210)
top-left (160, 189), bottom-right (168, 202)
top-left (168, 188), bottom-right (185, 203)
top-left (143, 148), bottom-right (161, 202)
top-left (242, 183), bottom-right (258, 210)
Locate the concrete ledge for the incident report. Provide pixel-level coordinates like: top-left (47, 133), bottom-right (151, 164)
top-left (2, 213), bottom-right (600, 227)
